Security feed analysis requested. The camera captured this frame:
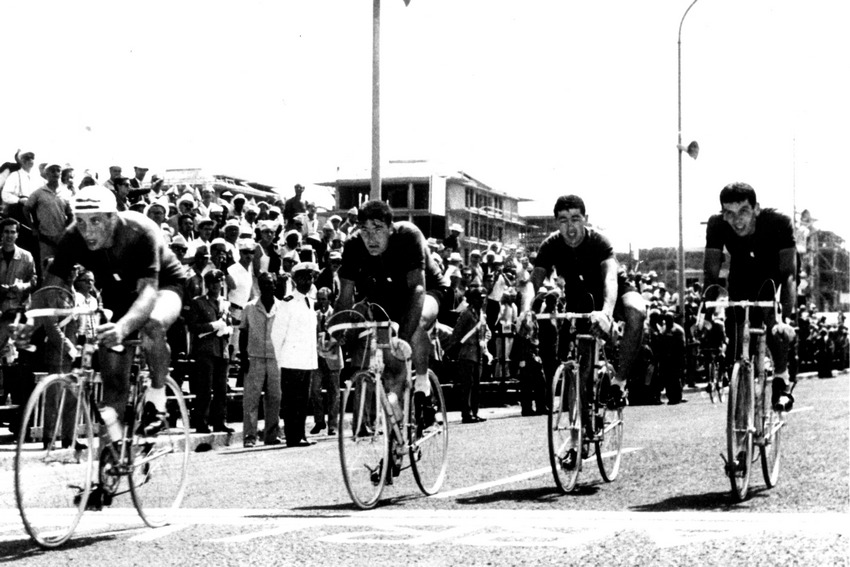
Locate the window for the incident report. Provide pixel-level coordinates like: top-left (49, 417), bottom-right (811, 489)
top-left (381, 182), bottom-right (409, 209)
top-left (413, 182), bottom-right (429, 209)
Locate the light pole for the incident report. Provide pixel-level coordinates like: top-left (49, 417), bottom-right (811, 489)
top-left (677, 0), bottom-right (700, 315)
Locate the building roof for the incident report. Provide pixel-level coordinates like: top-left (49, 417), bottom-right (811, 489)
top-left (320, 159), bottom-right (531, 202)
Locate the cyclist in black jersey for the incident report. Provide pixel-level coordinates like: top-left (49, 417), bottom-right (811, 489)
top-left (703, 182), bottom-right (796, 411)
top-left (337, 200), bottom-right (450, 422)
top-left (530, 195), bottom-right (647, 409)
top-left (40, 185), bottom-right (186, 440)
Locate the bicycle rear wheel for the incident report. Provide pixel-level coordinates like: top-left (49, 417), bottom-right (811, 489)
top-left (548, 363), bottom-right (582, 493)
top-left (15, 375), bottom-right (95, 548)
top-left (727, 361), bottom-right (754, 501)
top-left (339, 371), bottom-right (390, 509)
top-left (129, 376), bottom-right (191, 528)
top-left (713, 361), bottom-right (725, 404)
top-left (594, 367), bottom-right (623, 482)
top-left (410, 369), bottom-right (449, 495)
top-left (706, 360), bottom-right (718, 404)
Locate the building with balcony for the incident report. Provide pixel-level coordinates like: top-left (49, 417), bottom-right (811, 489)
top-left (320, 160), bottom-right (529, 261)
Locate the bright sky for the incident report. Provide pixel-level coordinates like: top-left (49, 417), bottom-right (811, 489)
top-left (3, 0), bottom-right (847, 251)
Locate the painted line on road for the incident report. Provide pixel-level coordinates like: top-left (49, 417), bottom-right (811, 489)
top-left (788, 406), bottom-right (814, 414)
top-left (129, 523), bottom-right (188, 542)
top-left (433, 447), bottom-right (643, 499)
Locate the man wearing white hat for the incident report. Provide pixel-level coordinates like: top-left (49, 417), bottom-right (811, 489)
top-left (444, 222), bottom-right (463, 253)
top-left (271, 260), bottom-right (320, 447)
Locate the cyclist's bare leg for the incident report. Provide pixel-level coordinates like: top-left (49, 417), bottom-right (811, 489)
top-left (410, 295), bottom-right (439, 395)
top-left (99, 348), bottom-right (134, 441)
top-left (616, 291), bottom-right (646, 389)
top-left (141, 289), bottom-right (182, 390)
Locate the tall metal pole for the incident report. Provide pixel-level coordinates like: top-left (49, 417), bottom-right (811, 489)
top-left (677, 0), bottom-right (699, 315)
top-left (370, 0), bottom-right (381, 201)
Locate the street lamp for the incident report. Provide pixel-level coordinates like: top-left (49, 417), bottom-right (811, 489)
top-left (677, 0), bottom-right (699, 315)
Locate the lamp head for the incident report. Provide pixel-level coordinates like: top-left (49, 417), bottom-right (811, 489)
top-left (677, 140), bottom-right (700, 159)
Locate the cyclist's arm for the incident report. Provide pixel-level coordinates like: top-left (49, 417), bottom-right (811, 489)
top-left (530, 266), bottom-right (548, 293)
top-left (335, 277), bottom-right (356, 312)
top-left (703, 247), bottom-right (723, 287)
top-left (777, 247), bottom-right (797, 321)
top-left (400, 268), bottom-right (426, 344)
top-left (599, 258), bottom-right (617, 318)
top-left (113, 276), bottom-right (159, 339)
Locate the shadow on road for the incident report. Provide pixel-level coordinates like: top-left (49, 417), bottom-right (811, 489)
top-left (0, 531), bottom-right (120, 563)
top-left (292, 493), bottom-right (421, 513)
top-left (454, 484), bottom-right (600, 505)
top-left (629, 487), bottom-right (772, 512)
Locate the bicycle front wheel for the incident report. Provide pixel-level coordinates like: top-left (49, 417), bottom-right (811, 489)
top-left (594, 370), bottom-right (623, 482)
top-left (727, 361), bottom-right (754, 501)
top-left (15, 375), bottom-right (95, 548)
top-left (130, 376), bottom-right (191, 528)
top-left (410, 369), bottom-right (449, 496)
top-left (548, 363), bottom-right (582, 493)
top-left (339, 371), bottom-right (390, 509)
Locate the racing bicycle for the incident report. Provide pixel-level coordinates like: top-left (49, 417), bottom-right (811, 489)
top-left (540, 310), bottom-right (624, 493)
top-left (329, 301), bottom-right (449, 509)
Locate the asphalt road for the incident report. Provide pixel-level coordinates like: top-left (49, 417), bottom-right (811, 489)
top-left (0, 372), bottom-right (847, 566)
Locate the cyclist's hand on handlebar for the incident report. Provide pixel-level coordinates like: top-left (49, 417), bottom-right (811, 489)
top-left (95, 321), bottom-right (126, 349)
top-left (772, 320), bottom-right (796, 342)
top-left (388, 337), bottom-right (412, 361)
top-left (589, 310), bottom-right (613, 337)
top-left (12, 322), bottom-right (35, 350)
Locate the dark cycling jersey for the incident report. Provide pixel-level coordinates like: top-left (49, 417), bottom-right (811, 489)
top-left (533, 227), bottom-right (617, 311)
top-left (49, 211), bottom-right (186, 321)
top-left (705, 208), bottom-right (795, 300)
top-left (338, 221), bottom-right (450, 320)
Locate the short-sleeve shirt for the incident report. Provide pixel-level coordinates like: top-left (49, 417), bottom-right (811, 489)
top-left (704, 208), bottom-right (795, 300)
top-left (338, 221), bottom-right (450, 320)
top-left (49, 211), bottom-right (186, 321)
top-left (533, 228), bottom-right (615, 311)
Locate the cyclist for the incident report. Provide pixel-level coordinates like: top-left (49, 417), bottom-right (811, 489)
top-left (530, 194), bottom-right (647, 409)
top-left (27, 184), bottom-right (186, 442)
top-left (336, 200), bottom-right (450, 423)
top-left (703, 182), bottom-right (796, 411)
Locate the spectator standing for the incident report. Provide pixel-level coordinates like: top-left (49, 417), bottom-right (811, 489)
top-left (0, 217), bottom-right (37, 434)
top-left (1, 150), bottom-right (40, 216)
top-left (24, 160), bottom-right (73, 275)
top-left (657, 311), bottom-right (686, 404)
top-left (444, 222), bottom-right (463, 254)
top-left (309, 287), bottom-right (340, 436)
top-left (444, 286), bottom-right (490, 423)
top-left (239, 272), bottom-right (283, 447)
top-left (315, 250), bottom-right (342, 305)
top-left (271, 261), bottom-right (319, 447)
top-left (187, 269), bottom-right (233, 433)
top-left (283, 184), bottom-right (306, 229)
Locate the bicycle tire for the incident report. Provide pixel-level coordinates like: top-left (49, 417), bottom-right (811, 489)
top-left (727, 361), bottom-right (754, 501)
top-left (129, 376), bottom-right (191, 528)
top-left (707, 360), bottom-right (718, 404)
top-left (410, 369), bottom-right (449, 496)
top-left (759, 368), bottom-right (782, 488)
top-left (339, 371), bottom-right (390, 509)
top-left (594, 365), bottom-right (623, 482)
top-left (548, 363), bottom-right (582, 493)
top-left (713, 360), bottom-right (725, 404)
top-left (15, 374), bottom-right (95, 548)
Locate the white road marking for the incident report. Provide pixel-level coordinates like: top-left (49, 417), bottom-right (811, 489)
top-left (1, 509), bottom-right (846, 549)
top-left (788, 406), bottom-right (814, 414)
top-left (433, 447), bottom-right (643, 499)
